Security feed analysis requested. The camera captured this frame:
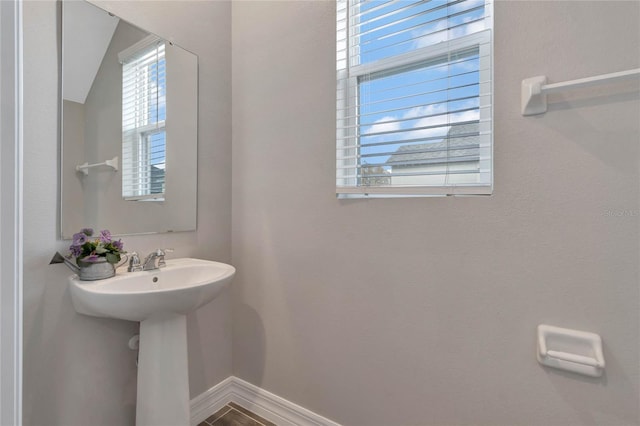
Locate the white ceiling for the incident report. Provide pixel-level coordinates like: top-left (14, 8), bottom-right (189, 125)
top-left (62, 1), bottom-right (119, 104)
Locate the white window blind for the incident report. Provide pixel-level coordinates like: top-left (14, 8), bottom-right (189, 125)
top-left (120, 36), bottom-right (167, 201)
top-left (337, 0), bottom-right (493, 197)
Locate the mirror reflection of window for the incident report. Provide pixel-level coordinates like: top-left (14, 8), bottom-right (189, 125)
top-left (60, 0), bottom-right (198, 238)
top-left (119, 36), bottom-right (167, 201)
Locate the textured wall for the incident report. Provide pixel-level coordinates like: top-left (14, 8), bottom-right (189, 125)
top-left (22, 1), bottom-right (232, 425)
top-left (231, 1), bottom-right (640, 425)
top-left (61, 100), bottom-right (85, 232)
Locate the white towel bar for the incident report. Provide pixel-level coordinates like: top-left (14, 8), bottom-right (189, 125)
top-left (522, 68), bottom-right (640, 116)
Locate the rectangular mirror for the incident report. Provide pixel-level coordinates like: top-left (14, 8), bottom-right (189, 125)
top-left (60, 0), bottom-right (198, 238)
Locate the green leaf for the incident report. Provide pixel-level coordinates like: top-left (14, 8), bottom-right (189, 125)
top-left (106, 253), bottom-right (120, 264)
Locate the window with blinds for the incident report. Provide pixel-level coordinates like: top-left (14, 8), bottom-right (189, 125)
top-left (336, 0), bottom-right (493, 196)
top-left (119, 36), bottom-right (166, 201)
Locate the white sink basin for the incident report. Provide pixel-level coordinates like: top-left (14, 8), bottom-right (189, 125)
top-left (68, 257), bottom-right (235, 426)
top-left (69, 257), bottom-right (235, 322)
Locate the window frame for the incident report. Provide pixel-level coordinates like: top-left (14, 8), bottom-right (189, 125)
top-left (122, 121), bottom-right (166, 201)
top-left (336, 0), bottom-right (494, 197)
top-left (120, 36), bottom-right (167, 202)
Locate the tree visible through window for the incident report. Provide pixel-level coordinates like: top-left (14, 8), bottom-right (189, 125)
top-left (337, 0), bottom-right (493, 196)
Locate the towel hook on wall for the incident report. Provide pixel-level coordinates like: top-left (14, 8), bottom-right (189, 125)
top-left (76, 156), bottom-right (118, 176)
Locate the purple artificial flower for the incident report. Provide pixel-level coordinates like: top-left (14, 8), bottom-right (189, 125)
top-left (99, 229), bottom-right (112, 243)
top-left (81, 254), bottom-right (101, 263)
top-left (70, 244), bottom-right (82, 257)
top-left (81, 228), bottom-right (94, 236)
top-left (112, 239), bottom-right (124, 251)
top-left (72, 232), bottom-right (87, 247)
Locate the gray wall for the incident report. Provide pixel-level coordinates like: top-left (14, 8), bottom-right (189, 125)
top-left (231, 1), bottom-right (640, 425)
top-left (22, 1), bottom-right (231, 425)
top-left (61, 100), bottom-right (86, 231)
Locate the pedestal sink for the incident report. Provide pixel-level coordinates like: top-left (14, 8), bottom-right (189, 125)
top-left (68, 258), bottom-right (235, 426)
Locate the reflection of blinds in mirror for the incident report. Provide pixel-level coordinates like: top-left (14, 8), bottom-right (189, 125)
top-left (120, 36), bottom-right (166, 201)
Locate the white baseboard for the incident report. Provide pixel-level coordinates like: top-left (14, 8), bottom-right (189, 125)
top-left (191, 376), bottom-right (341, 426)
top-left (190, 376), bottom-right (236, 424)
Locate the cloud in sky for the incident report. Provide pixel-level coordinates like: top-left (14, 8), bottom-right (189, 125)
top-left (401, 103), bottom-right (450, 140)
top-left (449, 108), bottom-right (480, 124)
top-left (363, 100), bottom-right (479, 148)
top-left (411, 2), bottom-right (487, 50)
top-left (450, 17), bottom-right (485, 40)
top-left (363, 103), bottom-right (451, 144)
top-left (366, 116), bottom-right (402, 135)
top-left (412, 20), bottom-right (449, 49)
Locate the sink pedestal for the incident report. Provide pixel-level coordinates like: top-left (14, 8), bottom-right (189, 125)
top-left (68, 258), bottom-right (236, 426)
top-left (137, 314), bottom-right (190, 426)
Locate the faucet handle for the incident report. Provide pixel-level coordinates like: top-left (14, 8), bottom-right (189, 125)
top-left (156, 248), bottom-right (174, 268)
top-left (128, 252), bottom-right (142, 272)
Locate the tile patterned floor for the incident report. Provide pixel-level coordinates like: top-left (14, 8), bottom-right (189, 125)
top-left (198, 402), bottom-right (277, 426)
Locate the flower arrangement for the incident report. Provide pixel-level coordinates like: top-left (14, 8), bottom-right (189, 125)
top-left (69, 228), bottom-right (125, 266)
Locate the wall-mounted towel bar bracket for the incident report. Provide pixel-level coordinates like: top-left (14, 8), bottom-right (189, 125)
top-left (537, 324), bottom-right (605, 377)
top-left (76, 156), bottom-right (118, 176)
top-left (522, 68), bottom-right (640, 116)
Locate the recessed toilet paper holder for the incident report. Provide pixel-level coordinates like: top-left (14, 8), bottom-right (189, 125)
top-left (537, 324), bottom-right (605, 377)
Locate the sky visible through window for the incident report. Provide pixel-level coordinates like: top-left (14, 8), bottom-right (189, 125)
top-left (148, 56), bottom-right (166, 171)
top-left (354, 0), bottom-right (486, 171)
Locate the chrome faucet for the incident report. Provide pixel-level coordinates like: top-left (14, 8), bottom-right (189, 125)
top-left (141, 248), bottom-right (173, 271)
